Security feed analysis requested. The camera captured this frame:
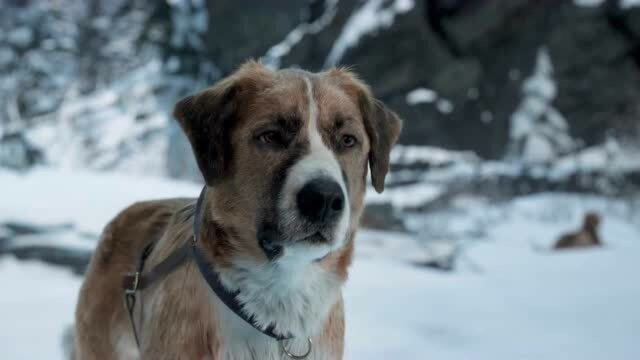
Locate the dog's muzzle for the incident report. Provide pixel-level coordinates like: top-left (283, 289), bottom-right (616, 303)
top-left (259, 175), bottom-right (348, 261)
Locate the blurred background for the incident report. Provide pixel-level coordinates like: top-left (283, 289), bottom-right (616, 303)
top-left (1, 0), bottom-right (639, 359)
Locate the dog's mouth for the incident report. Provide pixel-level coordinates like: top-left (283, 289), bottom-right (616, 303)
top-left (258, 225), bottom-right (335, 261)
top-left (299, 231), bottom-right (329, 244)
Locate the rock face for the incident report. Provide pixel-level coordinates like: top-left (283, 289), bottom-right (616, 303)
top-left (1, 0), bottom-right (639, 174)
top-left (550, 3), bottom-right (640, 148)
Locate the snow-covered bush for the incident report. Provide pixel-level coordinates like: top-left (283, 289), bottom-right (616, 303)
top-left (507, 47), bottom-right (576, 165)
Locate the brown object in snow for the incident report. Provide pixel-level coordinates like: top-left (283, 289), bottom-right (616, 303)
top-left (554, 212), bottom-right (602, 250)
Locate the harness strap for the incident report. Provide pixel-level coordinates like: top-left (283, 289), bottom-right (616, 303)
top-left (191, 242), bottom-right (291, 341)
top-left (122, 241), bottom-right (191, 348)
top-left (122, 242), bottom-right (191, 293)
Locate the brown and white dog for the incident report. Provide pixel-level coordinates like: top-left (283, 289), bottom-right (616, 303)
top-left (74, 61), bottom-right (402, 360)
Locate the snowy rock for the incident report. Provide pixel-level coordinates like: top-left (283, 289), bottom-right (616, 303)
top-left (324, 0), bottom-right (414, 67)
top-left (406, 87), bottom-right (438, 105)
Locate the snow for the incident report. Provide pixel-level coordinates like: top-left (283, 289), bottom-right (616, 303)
top-left (549, 141), bottom-right (640, 180)
top-left (522, 48), bottom-right (556, 99)
top-left (1, 2), bottom-right (213, 180)
top-left (390, 145), bottom-right (478, 166)
top-left (436, 99), bottom-right (454, 114)
top-left (25, 60), bottom-right (172, 175)
top-left (168, 0), bottom-right (208, 50)
top-left (324, 0), bottom-right (414, 67)
top-left (347, 229), bottom-right (640, 360)
top-left (0, 48), bottom-right (16, 66)
top-left (620, 0), bottom-right (640, 8)
top-left (7, 28), bottom-right (34, 47)
top-left (406, 88), bottom-right (437, 105)
top-left (262, 0), bottom-right (338, 70)
top-left (406, 87), bottom-right (454, 114)
top-left (573, 0), bottom-right (605, 7)
top-left (366, 182), bottom-right (443, 208)
top-left (348, 193), bottom-right (640, 360)
top-left (522, 133), bottom-right (555, 164)
top-left (508, 47), bottom-right (575, 164)
top-left (574, 0), bottom-right (640, 9)
top-left (0, 258), bottom-right (81, 360)
top-left (385, 141), bottom-right (640, 199)
top-left (1, 169), bottom-right (640, 359)
top-left (4, 230), bottom-right (96, 253)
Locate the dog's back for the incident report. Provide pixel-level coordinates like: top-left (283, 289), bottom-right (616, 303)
top-left (74, 198), bottom-right (191, 359)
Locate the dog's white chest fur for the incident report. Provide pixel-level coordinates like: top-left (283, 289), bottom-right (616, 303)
top-left (216, 255), bottom-right (341, 360)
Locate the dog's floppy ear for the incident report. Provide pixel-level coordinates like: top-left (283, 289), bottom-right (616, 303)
top-left (173, 83), bottom-right (236, 185)
top-left (173, 61), bottom-right (272, 185)
top-left (327, 68), bottom-right (402, 193)
top-left (361, 98), bottom-right (403, 193)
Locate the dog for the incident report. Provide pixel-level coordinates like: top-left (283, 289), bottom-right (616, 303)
top-left (74, 61), bottom-right (402, 360)
top-left (554, 212), bottom-right (602, 250)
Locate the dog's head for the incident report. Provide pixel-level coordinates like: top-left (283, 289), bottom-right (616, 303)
top-left (174, 61), bottom-right (401, 265)
top-left (583, 212), bottom-right (601, 231)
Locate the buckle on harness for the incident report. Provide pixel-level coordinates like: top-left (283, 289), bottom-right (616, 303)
top-left (125, 272), bottom-right (140, 295)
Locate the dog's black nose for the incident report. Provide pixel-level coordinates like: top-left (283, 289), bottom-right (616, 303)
top-left (297, 178), bottom-right (345, 223)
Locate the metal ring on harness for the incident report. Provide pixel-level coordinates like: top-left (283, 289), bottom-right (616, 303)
top-left (279, 338), bottom-right (313, 359)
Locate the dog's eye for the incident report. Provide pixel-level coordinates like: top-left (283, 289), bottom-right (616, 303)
top-left (341, 135), bottom-right (358, 148)
top-left (258, 131), bottom-right (280, 145)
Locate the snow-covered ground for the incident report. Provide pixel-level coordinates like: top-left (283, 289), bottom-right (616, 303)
top-left (348, 198), bottom-right (640, 360)
top-left (0, 258), bottom-right (81, 360)
top-left (1, 168), bottom-right (639, 359)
